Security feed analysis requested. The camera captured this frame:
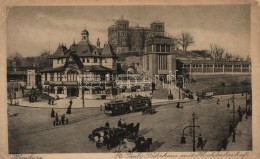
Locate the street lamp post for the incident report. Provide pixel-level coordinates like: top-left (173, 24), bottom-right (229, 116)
top-left (192, 112), bottom-right (196, 152)
top-left (180, 112), bottom-right (200, 152)
top-left (175, 70), bottom-right (178, 88)
top-left (82, 70), bottom-right (89, 108)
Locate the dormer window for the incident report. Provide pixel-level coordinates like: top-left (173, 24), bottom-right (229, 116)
top-left (82, 58), bottom-right (85, 63)
top-left (87, 58), bottom-right (89, 63)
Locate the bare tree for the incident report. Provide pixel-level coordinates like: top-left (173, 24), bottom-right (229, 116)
top-left (224, 52), bottom-right (233, 61)
top-left (178, 32), bottom-right (194, 51)
top-left (210, 44), bottom-right (225, 61)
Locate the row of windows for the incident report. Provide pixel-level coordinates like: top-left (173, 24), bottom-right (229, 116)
top-left (155, 44), bottom-right (170, 52)
top-left (118, 23), bottom-right (128, 29)
top-left (183, 64), bottom-right (250, 68)
top-left (81, 58), bottom-right (108, 63)
top-left (119, 31), bottom-right (154, 38)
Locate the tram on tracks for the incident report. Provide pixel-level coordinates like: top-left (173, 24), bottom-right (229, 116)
top-left (104, 96), bottom-right (152, 116)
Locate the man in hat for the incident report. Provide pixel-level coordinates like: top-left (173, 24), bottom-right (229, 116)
top-left (197, 134), bottom-right (204, 150)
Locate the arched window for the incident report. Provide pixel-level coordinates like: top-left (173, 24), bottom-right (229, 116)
top-left (67, 70), bottom-right (78, 82)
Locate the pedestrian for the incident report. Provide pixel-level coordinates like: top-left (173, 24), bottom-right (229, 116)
top-left (69, 99), bottom-right (73, 107)
top-left (66, 105), bottom-right (71, 114)
top-left (29, 94), bottom-right (32, 103)
top-left (105, 121), bottom-right (110, 128)
top-left (229, 123), bottom-right (233, 135)
top-left (61, 114), bottom-right (65, 125)
top-left (51, 108), bottom-right (55, 118)
top-left (122, 119), bottom-right (126, 127)
top-left (51, 99), bottom-right (54, 105)
top-left (55, 113), bottom-right (59, 126)
top-left (66, 117), bottom-right (69, 124)
top-left (35, 95), bottom-right (37, 102)
top-left (197, 134), bottom-right (203, 150)
top-left (217, 98), bottom-right (220, 105)
top-left (197, 96), bottom-right (200, 103)
top-left (48, 98), bottom-right (51, 105)
top-left (22, 88), bottom-right (24, 97)
top-left (118, 118), bottom-right (122, 127)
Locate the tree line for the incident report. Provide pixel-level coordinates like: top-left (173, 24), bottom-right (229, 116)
top-left (7, 50), bottom-right (51, 69)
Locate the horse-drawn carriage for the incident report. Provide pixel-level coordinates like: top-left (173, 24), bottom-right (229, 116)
top-left (104, 96), bottom-right (152, 116)
top-left (88, 123), bottom-right (152, 152)
top-left (196, 91), bottom-right (214, 100)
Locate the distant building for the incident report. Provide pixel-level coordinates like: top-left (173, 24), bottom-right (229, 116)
top-left (108, 17), bottom-right (165, 53)
top-left (40, 28), bottom-right (117, 99)
top-left (7, 63), bottom-right (40, 90)
top-left (176, 59), bottom-right (251, 76)
top-left (141, 36), bottom-right (251, 84)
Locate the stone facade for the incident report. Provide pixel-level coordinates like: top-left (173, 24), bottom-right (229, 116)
top-left (108, 18), bottom-right (165, 53)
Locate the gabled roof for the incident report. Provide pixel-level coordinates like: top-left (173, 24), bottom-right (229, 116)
top-left (51, 44), bottom-right (68, 58)
top-left (64, 53), bottom-right (84, 69)
top-left (101, 44), bottom-right (116, 58)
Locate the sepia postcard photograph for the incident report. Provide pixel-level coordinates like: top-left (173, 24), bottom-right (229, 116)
top-left (1, 0), bottom-right (259, 159)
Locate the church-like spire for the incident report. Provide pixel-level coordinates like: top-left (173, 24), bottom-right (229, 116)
top-left (81, 27), bottom-right (89, 41)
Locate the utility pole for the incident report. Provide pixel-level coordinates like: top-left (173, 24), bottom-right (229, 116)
top-left (245, 76), bottom-right (248, 119)
top-left (245, 90), bottom-right (248, 119)
top-left (232, 92), bottom-right (236, 142)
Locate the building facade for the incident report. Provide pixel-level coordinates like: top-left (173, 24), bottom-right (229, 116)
top-left (108, 18), bottom-right (165, 53)
top-left (142, 36), bottom-right (177, 81)
top-left (176, 59), bottom-right (251, 75)
top-left (40, 29), bottom-right (117, 99)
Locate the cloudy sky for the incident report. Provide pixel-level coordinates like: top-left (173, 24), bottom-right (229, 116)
top-left (7, 5), bottom-right (250, 58)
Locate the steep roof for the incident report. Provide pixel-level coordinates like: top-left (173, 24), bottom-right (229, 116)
top-left (51, 44), bottom-right (68, 58)
top-left (39, 66), bottom-right (64, 73)
top-left (64, 53), bottom-right (84, 69)
top-left (101, 44), bottom-right (116, 58)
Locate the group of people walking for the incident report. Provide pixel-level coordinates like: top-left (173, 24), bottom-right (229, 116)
top-left (50, 99), bottom-right (73, 126)
top-left (51, 109), bottom-right (69, 126)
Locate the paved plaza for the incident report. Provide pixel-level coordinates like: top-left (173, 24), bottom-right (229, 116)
top-left (8, 94), bottom-right (252, 153)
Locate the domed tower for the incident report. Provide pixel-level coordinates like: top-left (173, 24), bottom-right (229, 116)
top-left (81, 28), bottom-right (89, 41)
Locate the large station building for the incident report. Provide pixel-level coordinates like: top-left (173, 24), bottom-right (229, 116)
top-left (40, 29), bottom-right (117, 99)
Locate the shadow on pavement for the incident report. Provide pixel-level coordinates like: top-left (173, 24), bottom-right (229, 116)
top-left (150, 141), bottom-right (165, 152)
